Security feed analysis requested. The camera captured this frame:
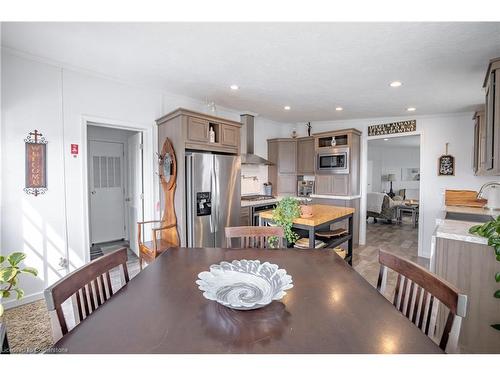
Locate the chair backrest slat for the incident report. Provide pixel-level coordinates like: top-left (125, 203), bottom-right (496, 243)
top-left (377, 249), bottom-right (467, 352)
top-left (225, 226), bottom-right (285, 249)
top-left (44, 248), bottom-right (129, 336)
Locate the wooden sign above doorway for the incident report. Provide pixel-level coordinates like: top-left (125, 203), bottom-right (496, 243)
top-left (24, 129), bottom-right (47, 196)
top-left (368, 120), bottom-right (416, 136)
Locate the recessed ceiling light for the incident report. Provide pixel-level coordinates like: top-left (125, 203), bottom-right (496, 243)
top-left (284, 106), bottom-right (291, 110)
top-left (384, 138), bottom-right (389, 141)
top-left (390, 81), bottom-right (402, 87)
top-left (335, 107), bottom-right (343, 111)
top-left (407, 107), bottom-right (416, 112)
top-left (230, 84), bottom-right (239, 90)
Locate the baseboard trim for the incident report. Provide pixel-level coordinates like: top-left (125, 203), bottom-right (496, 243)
top-left (3, 292), bottom-right (44, 310)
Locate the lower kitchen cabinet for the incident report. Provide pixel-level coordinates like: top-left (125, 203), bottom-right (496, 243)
top-left (315, 175), bottom-right (349, 196)
top-left (240, 207), bottom-right (251, 226)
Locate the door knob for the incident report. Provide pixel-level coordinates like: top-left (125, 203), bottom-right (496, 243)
top-left (91, 190), bottom-right (96, 195)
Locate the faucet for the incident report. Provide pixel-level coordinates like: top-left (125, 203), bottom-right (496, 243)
top-left (477, 182), bottom-right (500, 210)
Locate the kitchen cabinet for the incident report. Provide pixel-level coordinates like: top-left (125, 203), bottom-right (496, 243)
top-left (296, 137), bottom-right (315, 175)
top-left (187, 117), bottom-right (209, 143)
top-left (268, 138), bottom-right (297, 195)
top-left (240, 206), bottom-right (251, 226)
top-left (482, 58), bottom-right (500, 175)
top-left (315, 175), bottom-right (349, 196)
top-left (220, 124), bottom-right (239, 148)
top-left (313, 128), bottom-right (361, 196)
top-left (434, 236), bottom-right (500, 352)
top-left (473, 109), bottom-right (486, 175)
top-left (157, 108), bottom-right (241, 155)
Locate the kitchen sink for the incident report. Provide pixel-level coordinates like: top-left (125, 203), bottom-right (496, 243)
top-left (445, 211), bottom-right (496, 223)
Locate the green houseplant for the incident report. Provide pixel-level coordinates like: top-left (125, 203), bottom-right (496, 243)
top-left (270, 197), bottom-right (301, 247)
top-left (0, 252), bottom-right (38, 317)
top-left (469, 215), bottom-right (500, 331)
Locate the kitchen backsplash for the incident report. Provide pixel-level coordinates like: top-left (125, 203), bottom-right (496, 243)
top-left (241, 164), bottom-right (269, 195)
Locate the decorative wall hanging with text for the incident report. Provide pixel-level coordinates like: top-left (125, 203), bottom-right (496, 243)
top-left (368, 120), bottom-right (416, 136)
top-left (438, 143), bottom-right (455, 176)
top-left (24, 130), bottom-right (47, 196)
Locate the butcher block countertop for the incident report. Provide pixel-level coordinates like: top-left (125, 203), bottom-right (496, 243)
top-left (259, 204), bottom-right (355, 227)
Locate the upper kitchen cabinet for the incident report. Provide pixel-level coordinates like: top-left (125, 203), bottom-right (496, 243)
top-left (268, 138), bottom-right (297, 195)
top-left (482, 58), bottom-right (500, 175)
top-left (314, 129), bottom-right (361, 196)
top-left (296, 136), bottom-right (315, 175)
top-left (157, 108), bottom-right (241, 155)
top-left (472, 109), bottom-right (486, 175)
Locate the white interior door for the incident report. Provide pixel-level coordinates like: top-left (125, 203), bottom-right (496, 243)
top-left (367, 160), bottom-right (373, 193)
top-left (89, 140), bottom-right (126, 244)
top-left (126, 132), bottom-right (144, 256)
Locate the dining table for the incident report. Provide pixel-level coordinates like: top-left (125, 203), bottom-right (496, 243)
top-left (50, 247), bottom-right (443, 354)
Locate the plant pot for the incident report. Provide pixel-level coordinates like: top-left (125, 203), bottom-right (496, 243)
top-left (300, 204), bottom-right (313, 218)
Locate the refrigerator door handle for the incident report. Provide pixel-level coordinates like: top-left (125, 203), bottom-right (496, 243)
top-left (210, 164), bottom-right (216, 233)
top-left (214, 158), bottom-right (220, 232)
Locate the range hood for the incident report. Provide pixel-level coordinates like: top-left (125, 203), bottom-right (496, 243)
top-left (240, 114), bottom-right (273, 165)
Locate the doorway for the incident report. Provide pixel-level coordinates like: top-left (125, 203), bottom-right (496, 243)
top-left (87, 124), bottom-right (144, 262)
top-left (354, 134), bottom-right (425, 290)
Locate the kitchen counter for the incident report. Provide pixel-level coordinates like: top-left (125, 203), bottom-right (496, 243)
top-left (259, 204), bottom-right (355, 227)
top-left (434, 219), bottom-right (488, 245)
top-left (432, 206), bottom-right (499, 245)
top-left (309, 194), bottom-right (361, 200)
top-left (241, 195), bottom-right (310, 208)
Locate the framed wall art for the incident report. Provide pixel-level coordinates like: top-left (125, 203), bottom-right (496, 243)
top-left (24, 129), bottom-right (48, 196)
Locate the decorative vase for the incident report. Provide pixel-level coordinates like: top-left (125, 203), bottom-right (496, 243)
top-left (300, 204), bottom-right (313, 218)
top-left (331, 137), bottom-right (336, 147)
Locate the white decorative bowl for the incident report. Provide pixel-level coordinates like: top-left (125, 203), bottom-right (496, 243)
top-left (196, 259), bottom-right (293, 310)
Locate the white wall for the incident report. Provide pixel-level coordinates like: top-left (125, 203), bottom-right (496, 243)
top-left (1, 49), bottom-right (292, 307)
top-left (293, 113), bottom-right (497, 258)
top-left (368, 145), bottom-right (420, 193)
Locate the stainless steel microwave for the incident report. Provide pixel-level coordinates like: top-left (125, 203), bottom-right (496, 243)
top-left (316, 147), bottom-right (350, 174)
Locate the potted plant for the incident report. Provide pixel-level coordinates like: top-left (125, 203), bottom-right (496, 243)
top-left (0, 252), bottom-right (38, 353)
top-left (270, 197), bottom-right (301, 247)
top-left (469, 215), bottom-right (500, 331)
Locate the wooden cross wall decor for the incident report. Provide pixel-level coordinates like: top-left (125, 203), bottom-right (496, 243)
top-left (24, 129), bottom-right (48, 196)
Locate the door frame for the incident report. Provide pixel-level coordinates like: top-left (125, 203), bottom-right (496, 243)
top-left (361, 130), bottom-right (424, 257)
top-left (81, 115), bottom-right (157, 264)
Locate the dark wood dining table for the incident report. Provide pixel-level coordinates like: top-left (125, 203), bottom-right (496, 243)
top-left (51, 247), bottom-right (443, 354)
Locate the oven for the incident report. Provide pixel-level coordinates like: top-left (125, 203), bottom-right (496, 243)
top-left (316, 147), bottom-right (350, 174)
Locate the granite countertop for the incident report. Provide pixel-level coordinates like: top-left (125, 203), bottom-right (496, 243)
top-left (241, 196), bottom-right (310, 207)
top-left (434, 219), bottom-right (488, 245)
top-left (309, 194), bottom-right (361, 200)
top-left (433, 205), bottom-right (500, 245)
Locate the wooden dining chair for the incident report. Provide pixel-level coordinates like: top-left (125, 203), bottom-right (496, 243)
top-left (377, 249), bottom-right (467, 352)
top-left (225, 226), bottom-right (285, 248)
top-left (44, 248), bottom-right (129, 338)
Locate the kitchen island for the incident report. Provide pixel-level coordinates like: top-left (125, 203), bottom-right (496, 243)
top-left (259, 204), bottom-right (355, 264)
top-left (431, 206), bottom-right (500, 353)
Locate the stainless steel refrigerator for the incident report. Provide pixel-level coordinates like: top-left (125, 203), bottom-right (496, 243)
top-left (186, 152), bottom-right (241, 247)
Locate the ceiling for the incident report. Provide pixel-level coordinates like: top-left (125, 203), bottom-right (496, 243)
top-left (3, 22), bottom-right (500, 122)
top-left (368, 134), bottom-right (420, 148)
